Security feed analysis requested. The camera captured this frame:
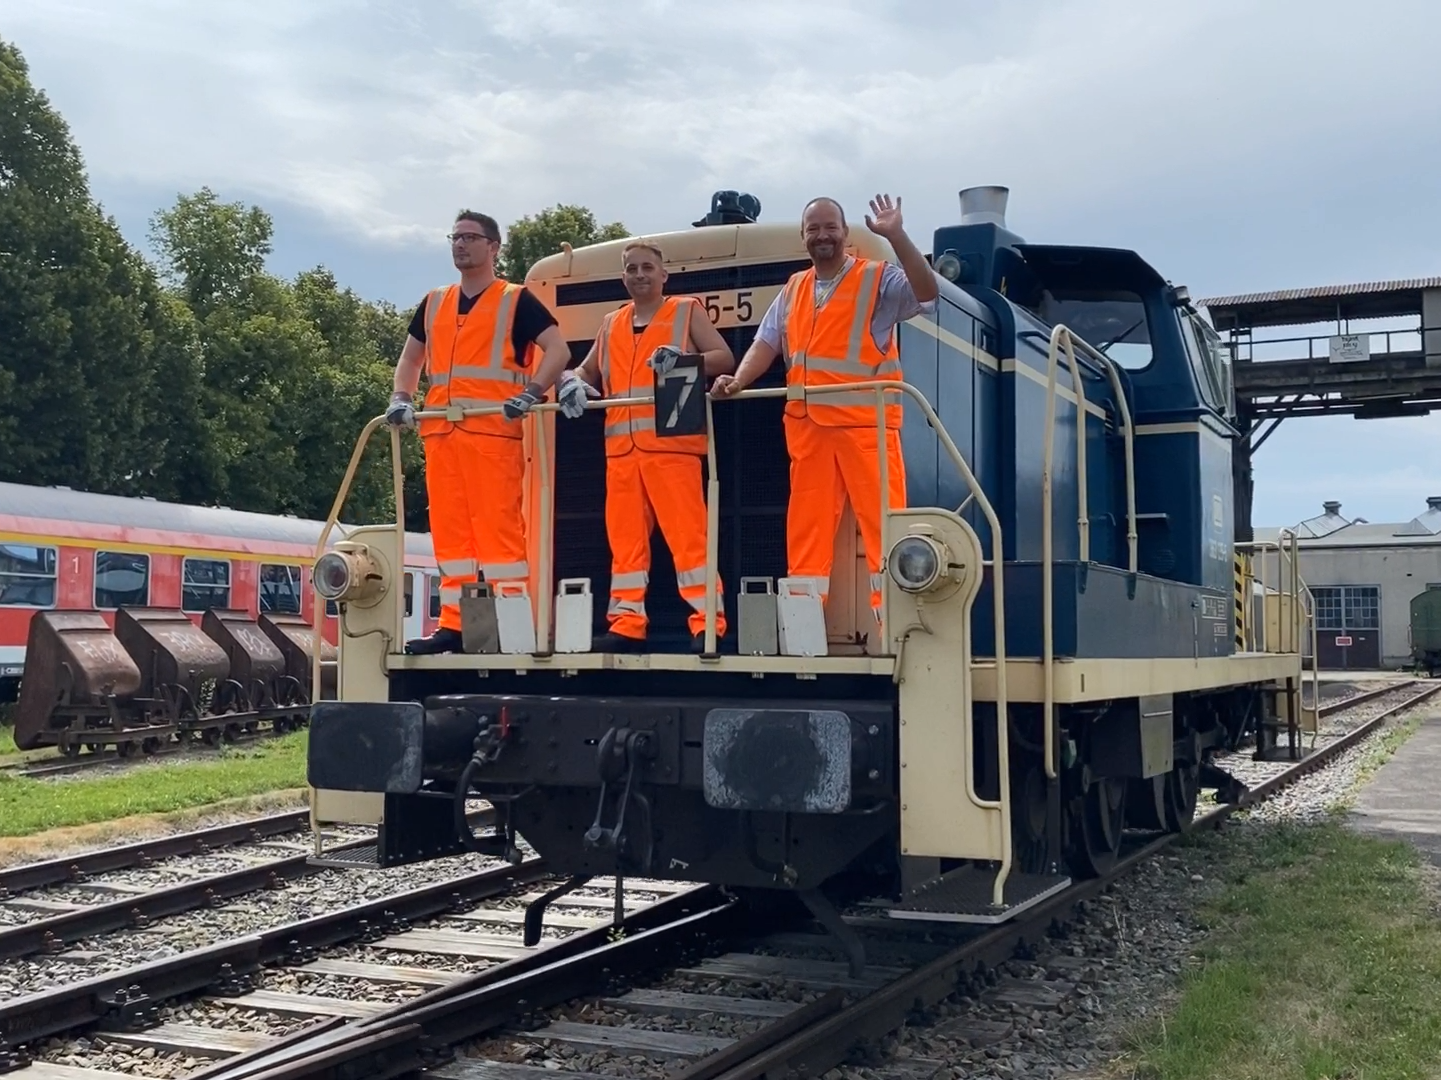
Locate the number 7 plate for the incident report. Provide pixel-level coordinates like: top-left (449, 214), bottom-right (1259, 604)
top-left (654, 354), bottom-right (707, 438)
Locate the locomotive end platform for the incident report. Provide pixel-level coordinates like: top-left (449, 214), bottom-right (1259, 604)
top-left (389, 649), bottom-right (1302, 703)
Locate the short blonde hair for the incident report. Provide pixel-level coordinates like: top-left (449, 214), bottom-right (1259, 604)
top-left (621, 240), bottom-right (665, 266)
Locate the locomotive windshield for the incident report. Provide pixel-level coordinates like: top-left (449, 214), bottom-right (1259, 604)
top-left (1036, 288), bottom-right (1154, 370)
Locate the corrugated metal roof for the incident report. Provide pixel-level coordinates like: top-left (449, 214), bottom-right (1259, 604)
top-left (1200, 277), bottom-right (1441, 311)
top-left (1254, 522), bottom-right (1441, 549)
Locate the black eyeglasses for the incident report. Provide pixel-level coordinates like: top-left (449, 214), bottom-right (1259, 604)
top-left (449, 231), bottom-right (498, 245)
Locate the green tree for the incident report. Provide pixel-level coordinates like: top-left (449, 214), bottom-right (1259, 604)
top-left (149, 188), bottom-right (272, 311)
top-left (0, 38), bottom-right (183, 497)
top-left (498, 204), bottom-right (628, 282)
top-left (147, 194), bottom-right (415, 527)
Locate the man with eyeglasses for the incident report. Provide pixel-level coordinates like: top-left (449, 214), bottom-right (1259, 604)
top-left (386, 209), bottom-right (571, 655)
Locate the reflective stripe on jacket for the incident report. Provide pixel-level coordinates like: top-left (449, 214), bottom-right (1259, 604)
top-left (781, 258), bottom-right (902, 429)
top-left (599, 296), bottom-right (706, 456)
top-left (419, 282), bottom-right (527, 439)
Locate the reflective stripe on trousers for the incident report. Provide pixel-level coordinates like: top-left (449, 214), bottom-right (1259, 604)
top-left (605, 451), bottom-right (726, 640)
top-left (424, 430), bottom-right (530, 632)
top-left (783, 414), bottom-right (906, 615)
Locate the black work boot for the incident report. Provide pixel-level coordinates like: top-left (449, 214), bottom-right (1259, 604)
top-left (691, 631), bottom-right (729, 654)
top-left (405, 627), bottom-right (464, 655)
top-left (594, 632), bottom-right (646, 653)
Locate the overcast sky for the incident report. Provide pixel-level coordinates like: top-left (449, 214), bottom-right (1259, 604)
top-left (5, 0), bottom-right (1440, 529)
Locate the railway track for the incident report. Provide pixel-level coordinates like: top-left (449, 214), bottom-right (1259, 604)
top-left (0, 729), bottom-right (295, 781)
top-left (3, 679), bottom-right (1436, 1080)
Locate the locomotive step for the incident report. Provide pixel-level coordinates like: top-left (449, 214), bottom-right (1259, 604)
top-left (884, 866), bottom-right (1072, 925)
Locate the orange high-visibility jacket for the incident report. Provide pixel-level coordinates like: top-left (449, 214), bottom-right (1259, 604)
top-left (597, 296), bottom-right (706, 456)
top-left (780, 258), bottom-right (903, 429)
top-left (420, 281), bottom-right (530, 439)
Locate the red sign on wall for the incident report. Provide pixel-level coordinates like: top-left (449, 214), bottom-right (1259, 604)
top-left (1335, 635), bottom-right (1354, 647)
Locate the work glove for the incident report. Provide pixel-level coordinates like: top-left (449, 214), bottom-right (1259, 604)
top-left (386, 391), bottom-right (416, 429)
top-left (502, 383), bottom-right (543, 420)
top-left (647, 345), bottom-right (683, 376)
top-left (557, 370), bottom-right (600, 419)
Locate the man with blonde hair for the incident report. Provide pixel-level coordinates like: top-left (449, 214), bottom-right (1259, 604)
top-left (559, 239), bottom-right (735, 652)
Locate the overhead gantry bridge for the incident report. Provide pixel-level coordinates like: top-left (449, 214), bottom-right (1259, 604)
top-left (1200, 276), bottom-right (1441, 541)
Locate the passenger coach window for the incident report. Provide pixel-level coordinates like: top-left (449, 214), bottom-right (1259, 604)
top-left (182, 557), bottom-right (231, 612)
top-left (429, 576), bottom-right (440, 619)
top-left (259, 563), bottom-right (302, 614)
top-left (94, 551), bottom-right (149, 609)
top-left (0, 545), bottom-right (58, 607)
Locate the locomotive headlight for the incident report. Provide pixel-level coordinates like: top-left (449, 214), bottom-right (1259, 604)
top-left (312, 544), bottom-right (386, 606)
top-left (886, 534), bottom-right (946, 593)
top-left (933, 249), bottom-right (963, 282)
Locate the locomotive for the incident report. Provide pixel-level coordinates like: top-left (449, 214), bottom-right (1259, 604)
top-left (304, 186), bottom-right (1312, 966)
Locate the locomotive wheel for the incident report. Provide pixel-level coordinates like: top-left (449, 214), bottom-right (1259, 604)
top-left (1069, 775), bottom-right (1126, 878)
top-left (1164, 761), bottom-right (1200, 834)
top-left (1010, 762), bottom-right (1051, 873)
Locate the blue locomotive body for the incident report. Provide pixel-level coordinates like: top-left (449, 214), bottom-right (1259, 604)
top-left (897, 201), bottom-right (1239, 661)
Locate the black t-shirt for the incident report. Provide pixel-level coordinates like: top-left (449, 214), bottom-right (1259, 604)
top-left (407, 284), bottom-right (558, 367)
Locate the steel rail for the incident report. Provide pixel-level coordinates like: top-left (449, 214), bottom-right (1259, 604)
top-left (693, 679), bottom-right (1441, 1080)
top-left (1317, 677), bottom-right (1420, 718)
top-left (3, 725), bottom-right (292, 779)
top-left (21, 688), bottom-right (1433, 1076)
top-left (0, 811), bottom-right (311, 897)
top-left (0, 856), bottom-right (550, 1050)
top-left (0, 810), bottom-right (494, 961)
top-left (185, 886), bottom-right (737, 1080)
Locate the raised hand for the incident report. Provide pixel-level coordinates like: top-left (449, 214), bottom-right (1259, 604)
top-left (864, 193), bottom-right (905, 239)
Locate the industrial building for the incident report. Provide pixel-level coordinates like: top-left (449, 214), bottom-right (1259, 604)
top-left (1256, 497), bottom-right (1441, 669)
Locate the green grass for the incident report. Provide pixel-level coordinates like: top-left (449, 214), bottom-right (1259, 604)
top-left (0, 730), bottom-right (309, 836)
top-left (1125, 822), bottom-right (1441, 1080)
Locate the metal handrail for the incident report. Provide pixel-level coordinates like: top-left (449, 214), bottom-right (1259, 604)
top-left (1041, 325), bottom-right (1138, 780)
top-left (1230, 324), bottom-right (1441, 365)
top-left (313, 376), bottom-right (1017, 904)
top-left (1236, 529), bottom-right (1318, 730)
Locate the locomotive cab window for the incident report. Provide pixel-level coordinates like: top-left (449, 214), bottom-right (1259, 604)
top-left (0, 544), bottom-right (58, 607)
top-left (182, 558), bottom-right (231, 612)
top-left (94, 551), bottom-right (149, 609)
top-left (259, 563), bottom-right (302, 614)
top-left (1182, 313), bottom-right (1232, 416)
top-left (1036, 288), bottom-right (1154, 370)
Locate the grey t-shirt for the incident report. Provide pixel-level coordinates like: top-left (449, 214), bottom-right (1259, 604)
top-left (755, 258), bottom-right (937, 356)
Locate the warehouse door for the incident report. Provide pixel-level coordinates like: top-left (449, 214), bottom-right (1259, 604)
top-left (1312, 585), bottom-right (1381, 669)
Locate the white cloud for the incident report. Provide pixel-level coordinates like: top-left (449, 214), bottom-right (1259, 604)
top-left (9, 0), bottom-right (1441, 256)
top-left (5, 0), bottom-right (1441, 526)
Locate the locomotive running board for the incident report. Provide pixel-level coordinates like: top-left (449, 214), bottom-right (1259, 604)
top-left (883, 866), bottom-right (1072, 925)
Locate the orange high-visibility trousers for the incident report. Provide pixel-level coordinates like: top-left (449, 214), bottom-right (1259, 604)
top-left (784, 415), bottom-right (906, 617)
top-left (424, 430), bottom-right (529, 632)
top-left (605, 451), bottom-right (727, 640)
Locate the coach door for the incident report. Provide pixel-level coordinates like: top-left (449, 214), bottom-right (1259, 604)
top-left (1313, 585), bottom-right (1381, 670)
top-left (402, 571), bottom-right (424, 642)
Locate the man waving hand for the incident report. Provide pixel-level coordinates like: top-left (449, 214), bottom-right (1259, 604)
top-left (714, 193), bottom-right (937, 629)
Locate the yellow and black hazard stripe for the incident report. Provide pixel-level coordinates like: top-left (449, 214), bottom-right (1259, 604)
top-left (1234, 552), bottom-right (1250, 651)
